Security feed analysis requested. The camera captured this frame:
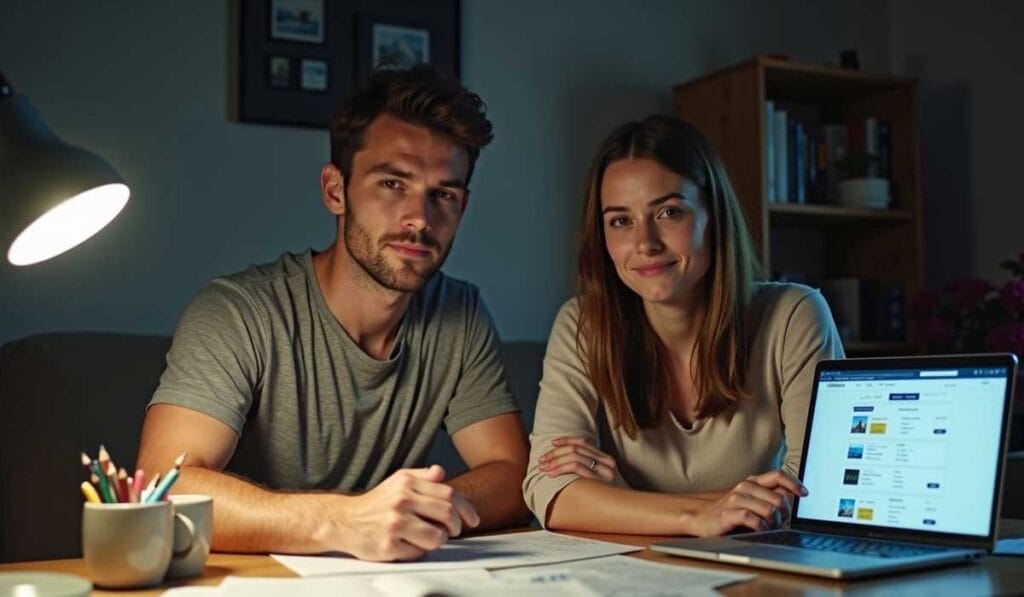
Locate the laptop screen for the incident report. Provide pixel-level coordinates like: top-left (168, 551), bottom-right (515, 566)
top-left (796, 362), bottom-right (1010, 537)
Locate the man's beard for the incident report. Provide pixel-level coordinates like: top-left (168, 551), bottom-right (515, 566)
top-left (343, 202), bottom-right (452, 292)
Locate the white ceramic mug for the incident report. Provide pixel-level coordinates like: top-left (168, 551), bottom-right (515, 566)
top-left (81, 501), bottom-right (193, 588)
top-left (166, 494), bottom-right (214, 578)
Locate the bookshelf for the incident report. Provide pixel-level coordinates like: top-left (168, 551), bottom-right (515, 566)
top-left (672, 56), bottom-right (924, 357)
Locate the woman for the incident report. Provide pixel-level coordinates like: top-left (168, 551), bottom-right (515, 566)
top-left (522, 115), bottom-right (844, 537)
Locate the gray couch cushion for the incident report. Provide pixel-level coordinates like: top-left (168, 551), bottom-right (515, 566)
top-left (0, 333), bottom-right (544, 562)
top-left (0, 333), bottom-right (170, 562)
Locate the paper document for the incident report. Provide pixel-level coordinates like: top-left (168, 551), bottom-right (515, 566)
top-left (159, 589), bottom-right (221, 597)
top-left (374, 573), bottom-right (597, 596)
top-left (213, 570), bottom-right (597, 596)
top-left (272, 530), bottom-right (639, 576)
top-left (493, 555), bottom-right (754, 596)
top-left (995, 538), bottom-right (1024, 555)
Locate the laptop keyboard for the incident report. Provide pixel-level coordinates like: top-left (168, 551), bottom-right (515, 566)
top-left (735, 531), bottom-right (946, 559)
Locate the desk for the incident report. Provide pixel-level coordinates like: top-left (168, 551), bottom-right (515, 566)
top-left (4, 523), bottom-right (1024, 596)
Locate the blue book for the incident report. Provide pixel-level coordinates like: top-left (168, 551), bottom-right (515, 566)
top-left (877, 120), bottom-right (892, 180)
top-left (765, 100), bottom-right (776, 202)
top-left (775, 110), bottom-right (788, 202)
top-left (790, 122), bottom-right (806, 204)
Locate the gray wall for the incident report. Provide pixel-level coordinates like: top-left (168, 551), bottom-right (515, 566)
top-left (1, 1), bottom-right (895, 343)
top-left (888, 0), bottom-right (1024, 286)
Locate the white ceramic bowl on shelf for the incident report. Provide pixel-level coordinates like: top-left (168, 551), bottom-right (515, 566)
top-left (837, 177), bottom-right (891, 209)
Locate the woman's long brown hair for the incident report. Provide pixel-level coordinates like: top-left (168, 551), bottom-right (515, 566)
top-left (577, 115), bottom-right (762, 438)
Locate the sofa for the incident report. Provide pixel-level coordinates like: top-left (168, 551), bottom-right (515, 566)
top-left (1, 333), bottom-right (1021, 563)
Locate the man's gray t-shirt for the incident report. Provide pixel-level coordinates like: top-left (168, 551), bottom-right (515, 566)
top-left (149, 251), bottom-right (518, 491)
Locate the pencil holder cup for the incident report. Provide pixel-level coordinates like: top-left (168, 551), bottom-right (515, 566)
top-left (166, 494), bottom-right (213, 578)
top-left (81, 501), bottom-right (193, 588)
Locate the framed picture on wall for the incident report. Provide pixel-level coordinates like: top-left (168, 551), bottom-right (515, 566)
top-left (372, 24), bottom-right (431, 66)
top-left (269, 0), bottom-right (324, 43)
top-left (355, 6), bottom-right (459, 88)
top-left (300, 58), bottom-right (329, 92)
top-left (267, 55), bottom-right (292, 88)
top-left (234, 0), bottom-right (459, 129)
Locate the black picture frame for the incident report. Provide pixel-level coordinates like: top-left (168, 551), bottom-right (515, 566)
top-left (354, 9), bottom-right (459, 88)
top-left (235, 0), bottom-right (460, 129)
top-left (266, 55), bottom-right (293, 88)
top-left (268, 0), bottom-right (325, 44)
top-left (299, 58), bottom-right (329, 92)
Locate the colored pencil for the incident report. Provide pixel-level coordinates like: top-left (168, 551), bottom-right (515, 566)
top-left (117, 468), bottom-right (131, 503)
top-left (88, 473), bottom-right (105, 503)
top-left (79, 452), bottom-right (93, 474)
top-left (142, 473), bottom-right (160, 503)
top-left (147, 468), bottom-right (179, 503)
top-left (97, 445), bottom-right (112, 475)
top-left (146, 452), bottom-right (186, 503)
top-left (98, 445), bottom-right (120, 502)
top-left (132, 469), bottom-right (145, 503)
top-left (81, 452), bottom-right (111, 503)
top-left (80, 481), bottom-right (101, 504)
top-left (106, 461), bottom-right (122, 502)
top-left (88, 460), bottom-right (114, 503)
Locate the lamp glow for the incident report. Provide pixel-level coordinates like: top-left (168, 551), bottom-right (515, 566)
top-left (7, 183), bottom-right (129, 266)
top-left (1, 70), bottom-right (130, 267)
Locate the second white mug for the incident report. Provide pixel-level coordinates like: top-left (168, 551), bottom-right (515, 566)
top-left (166, 494), bottom-right (214, 579)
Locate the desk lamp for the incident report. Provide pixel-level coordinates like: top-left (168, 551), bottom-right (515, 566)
top-left (0, 70), bottom-right (129, 266)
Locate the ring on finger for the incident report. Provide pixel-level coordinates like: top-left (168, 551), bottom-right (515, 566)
top-left (587, 458), bottom-right (597, 471)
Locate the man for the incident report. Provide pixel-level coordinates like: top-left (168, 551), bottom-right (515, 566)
top-left (137, 65), bottom-right (530, 562)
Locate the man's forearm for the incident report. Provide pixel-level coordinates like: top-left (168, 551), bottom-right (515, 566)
top-left (173, 466), bottom-right (338, 554)
top-left (448, 460), bottom-right (531, 531)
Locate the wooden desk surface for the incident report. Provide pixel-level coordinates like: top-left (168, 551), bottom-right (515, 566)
top-left (4, 522), bottom-right (1024, 596)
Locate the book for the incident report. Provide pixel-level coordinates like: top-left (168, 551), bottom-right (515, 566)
top-left (821, 278), bottom-right (862, 342)
top-left (793, 122), bottom-right (806, 204)
top-left (864, 117), bottom-right (879, 177)
top-left (765, 100), bottom-right (776, 202)
top-left (774, 109), bottom-right (788, 202)
top-left (824, 280), bottom-right (906, 343)
top-left (811, 127), bottom-right (828, 203)
top-left (823, 124), bottom-right (847, 203)
top-left (877, 286), bottom-right (905, 342)
top-left (846, 117), bottom-right (865, 159)
top-left (877, 120), bottom-right (892, 180)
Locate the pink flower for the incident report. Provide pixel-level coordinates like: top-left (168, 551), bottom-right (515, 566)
top-left (922, 316), bottom-right (955, 345)
top-left (1000, 279), bottom-right (1024, 315)
top-left (944, 277), bottom-right (993, 310)
top-left (985, 322), bottom-right (1024, 355)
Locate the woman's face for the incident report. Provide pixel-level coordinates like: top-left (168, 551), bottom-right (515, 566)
top-left (599, 158), bottom-right (711, 306)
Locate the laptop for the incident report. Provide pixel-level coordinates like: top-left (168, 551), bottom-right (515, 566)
top-left (652, 353), bottom-right (1018, 578)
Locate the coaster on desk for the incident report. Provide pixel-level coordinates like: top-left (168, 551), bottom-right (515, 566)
top-left (0, 572), bottom-right (91, 597)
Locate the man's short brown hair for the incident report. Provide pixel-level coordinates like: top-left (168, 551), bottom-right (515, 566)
top-left (329, 65), bottom-right (493, 185)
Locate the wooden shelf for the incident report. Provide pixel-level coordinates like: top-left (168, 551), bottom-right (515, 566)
top-left (760, 57), bottom-right (914, 101)
top-left (769, 203), bottom-right (915, 225)
top-left (671, 57), bottom-right (914, 101)
top-left (672, 56), bottom-right (924, 351)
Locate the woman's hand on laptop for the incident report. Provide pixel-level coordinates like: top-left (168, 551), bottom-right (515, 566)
top-left (537, 436), bottom-right (617, 482)
top-left (684, 470), bottom-right (807, 537)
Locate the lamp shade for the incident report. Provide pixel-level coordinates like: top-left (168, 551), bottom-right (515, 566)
top-left (0, 73), bottom-right (129, 266)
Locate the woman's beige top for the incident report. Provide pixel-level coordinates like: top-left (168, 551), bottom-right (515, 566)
top-left (523, 282), bottom-right (845, 525)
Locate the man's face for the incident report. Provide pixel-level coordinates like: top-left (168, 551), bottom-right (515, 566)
top-left (341, 113), bottom-right (470, 292)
